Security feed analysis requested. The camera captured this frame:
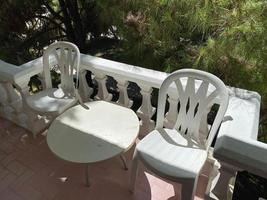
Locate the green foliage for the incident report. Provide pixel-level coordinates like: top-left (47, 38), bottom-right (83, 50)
top-left (98, 0), bottom-right (267, 135)
top-left (0, 0), bottom-right (46, 64)
top-left (234, 171), bottom-right (267, 199)
top-left (0, 0), bottom-right (266, 135)
top-left (0, 0), bottom-right (116, 64)
top-left (98, 0), bottom-right (206, 70)
top-left (197, 0), bottom-right (267, 109)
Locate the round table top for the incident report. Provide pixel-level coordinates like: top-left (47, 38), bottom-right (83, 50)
top-left (47, 100), bottom-right (140, 163)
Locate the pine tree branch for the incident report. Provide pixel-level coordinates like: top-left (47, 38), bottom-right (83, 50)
top-left (58, 0), bottom-right (76, 42)
top-left (64, 0), bottom-right (85, 44)
top-left (19, 26), bottom-right (65, 50)
top-left (43, 1), bottom-right (64, 21)
top-left (35, 15), bottom-right (66, 33)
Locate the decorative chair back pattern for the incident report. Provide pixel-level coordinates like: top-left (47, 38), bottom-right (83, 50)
top-left (155, 69), bottom-right (229, 148)
top-left (43, 41), bottom-right (80, 94)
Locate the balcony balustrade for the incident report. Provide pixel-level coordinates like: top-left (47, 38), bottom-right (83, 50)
top-left (0, 54), bottom-right (266, 199)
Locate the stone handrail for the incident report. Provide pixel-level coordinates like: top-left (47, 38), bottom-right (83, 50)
top-left (12, 54), bottom-right (218, 135)
top-left (205, 89), bottom-right (266, 199)
top-left (0, 54), bottom-right (265, 200)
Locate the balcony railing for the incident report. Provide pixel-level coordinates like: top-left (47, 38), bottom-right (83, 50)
top-left (0, 54), bottom-right (266, 200)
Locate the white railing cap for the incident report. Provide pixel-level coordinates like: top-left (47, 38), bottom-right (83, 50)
top-left (214, 90), bottom-right (267, 178)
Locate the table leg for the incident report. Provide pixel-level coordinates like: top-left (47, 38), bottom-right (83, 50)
top-left (120, 155), bottom-right (128, 170)
top-left (85, 164), bottom-right (90, 187)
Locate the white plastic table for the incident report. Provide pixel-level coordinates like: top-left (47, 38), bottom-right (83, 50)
top-left (47, 100), bottom-right (140, 186)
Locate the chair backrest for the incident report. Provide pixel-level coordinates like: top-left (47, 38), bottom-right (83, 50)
top-left (156, 69), bottom-right (229, 149)
top-left (43, 41), bottom-right (80, 94)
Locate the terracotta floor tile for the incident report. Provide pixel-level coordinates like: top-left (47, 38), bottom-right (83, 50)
top-left (0, 141), bottom-right (17, 154)
top-left (11, 184), bottom-right (44, 200)
top-left (0, 172), bottom-right (16, 192)
top-left (0, 165), bottom-right (11, 180)
top-left (0, 117), bottom-right (208, 200)
top-left (1, 154), bottom-right (15, 167)
top-left (16, 154), bottom-right (49, 173)
top-left (0, 150), bottom-right (7, 161)
top-left (10, 169), bottom-right (35, 188)
top-left (0, 188), bottom-right (24, 200)
top-left (27, 171), bottom-right (61, 199)
top-left (6, 160), bottom-right (27, 176)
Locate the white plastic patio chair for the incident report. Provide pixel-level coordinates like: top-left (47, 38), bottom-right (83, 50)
top-left (130, 69), bottom-right (229, 200)
top-left (26, 41), bottom-right (81, 119)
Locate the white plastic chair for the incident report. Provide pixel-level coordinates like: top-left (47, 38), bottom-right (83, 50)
top-left (26, 41), bottom-right (81, 118)
top-left (130, 69), bottom-right (229, 200)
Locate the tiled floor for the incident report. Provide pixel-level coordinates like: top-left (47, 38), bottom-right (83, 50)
top-left (0, 117), bottom-right (208, 200)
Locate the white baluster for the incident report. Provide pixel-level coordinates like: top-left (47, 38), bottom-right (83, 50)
top-left (1, 82), bottom-right (21, 122)
top-left (36, 72), bottom-right (45, 91)
top-left (0, 82), bottom-right (7, 116)
top-left (164, 92), bottom-right (178, 128)
top-left (198, 106), bottom-right (210, 145)
top-left (16, 80), bottom-right (47, 137)
top-left (116, 78), bottom-right (133, 107)
top-left (94, 72), bottom-right (112, 101)
top-left (78, 69), bottom-right (93, 101)
top-left (4, 82), bottom-right (20, 104)
top-left (0, 82), bottom-right (11, 119)
top-left (137, 85), bottom-right (155, 136)
top-left (206, 160), bottom-right (237, 200)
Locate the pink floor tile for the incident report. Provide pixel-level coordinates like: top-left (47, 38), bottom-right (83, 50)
top-left (0, 117), bottom-right (208, 200)
top-left (6, 160), bottom-right (27, 176)
top-left (11, 184), bottom-right (44, 200)
top-left (11, 168), bottom-right (35, 188)
top-left (0, 188), bottom-right (24, 200)
top-left (0, 172), bottom-right (16, 192)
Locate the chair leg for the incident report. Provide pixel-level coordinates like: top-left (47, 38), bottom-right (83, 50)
top-left (181, 178), bottom-right (198, 200)
top-left (120, 154), bottom-right (128, 170)
top-left (129, 150), bottom-right (139, 192)
top-left (85, 164), bottom-right (90, 187)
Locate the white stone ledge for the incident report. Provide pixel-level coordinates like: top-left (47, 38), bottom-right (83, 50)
top-left (0, 58), bottom-right (43, 86)
top-left (80, 53), bottom-right (169, 88)
top-left (214, 91), bottom-right (267, 178)
top-left (0, 60), bottom-right (24, 82)
top-left (14, 54), bottom-right (221, 95)
top-left (215, 135), bottom-right (267, 178)
top-left (80, 54), bottom-right (221, 101)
